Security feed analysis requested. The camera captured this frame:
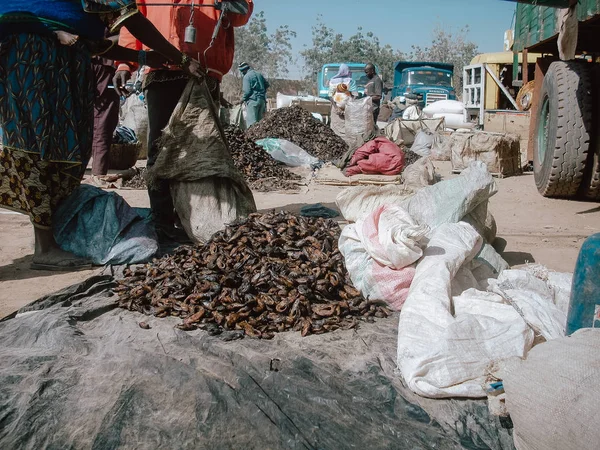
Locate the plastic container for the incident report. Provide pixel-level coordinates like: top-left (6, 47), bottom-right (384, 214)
top-left (566, 233), bottom-right (600, 335)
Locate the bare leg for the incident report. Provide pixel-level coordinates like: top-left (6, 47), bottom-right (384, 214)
top-left (32, 227), bottom-right (91, 270)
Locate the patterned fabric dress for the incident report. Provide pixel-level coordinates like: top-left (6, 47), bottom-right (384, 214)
top-left (0, 0), bottom-right (137, 229)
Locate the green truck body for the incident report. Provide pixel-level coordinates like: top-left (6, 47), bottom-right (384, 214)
top-left (504, 0), bottom-right (600, 200)
top-left (512, 0), bottom-right (600, 52)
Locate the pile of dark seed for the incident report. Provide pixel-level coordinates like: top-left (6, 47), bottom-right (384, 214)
top-left (246, 106), bottom-right (348, 162)
top-left (225, 126), bottom-right (302, 192)
top-left (123, 168), bottom-right (147, 189)
top-left (402, 149), bottom-right (422, 168)
top-left (116, 211), bottom-right (390, 339)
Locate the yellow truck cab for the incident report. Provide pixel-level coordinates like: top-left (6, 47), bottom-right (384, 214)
top-left (468, 51), bottom-right (541, 110)
top-left (463, 51), bottom-right (541, 168)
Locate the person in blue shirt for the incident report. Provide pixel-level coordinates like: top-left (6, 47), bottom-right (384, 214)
top-left (239, 62), bottom-right (269, 127)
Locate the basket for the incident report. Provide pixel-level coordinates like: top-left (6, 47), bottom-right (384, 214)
top-left (109, 142), bottom-right (141, 170)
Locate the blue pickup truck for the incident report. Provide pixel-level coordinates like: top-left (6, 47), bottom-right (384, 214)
top-left (391, 61), bottom-right (456, 107)
top-left (317, 63), bottom-right (374, 99)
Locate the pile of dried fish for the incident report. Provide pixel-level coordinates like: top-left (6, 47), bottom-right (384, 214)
top-left (116, 211), bottom-right (390, 338)
top-left (123, 168), bottom-right (147, 189)
top-left (246, 106), bottom-right (348, 162)
top-left (225, 126), bottom-right (302, 192)
top-left (402, 149), bottom-right (422, 168)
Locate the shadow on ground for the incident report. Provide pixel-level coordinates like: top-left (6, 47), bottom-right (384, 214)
top-left (501, 251), bottom-right (536, 267)
top-left (493, 237), bottom-right (535, 266)
top-left (577, 205), bottom-right (600, 215)
top-left (0, 255), bottom-right (94, 282)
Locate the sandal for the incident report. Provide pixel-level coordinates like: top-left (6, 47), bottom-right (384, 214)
top-left (85, 175), bottom-right (120, 189)
top-left (30, 263), bottom-right (92, 272)
top-left (30, 258), bottom-right (93, 272)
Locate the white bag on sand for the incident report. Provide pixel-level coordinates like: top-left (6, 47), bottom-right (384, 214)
top-left (504, 329), bottom-right (600, 450)
top-left (276, 92), bottom-right (294, 109)
top-left (336, 158), bottom-right (436, 222)
top-left (339, 205), bottom-right (427, 311)
top-left (401, 157), bottom-right (437, 189)
top-left (345, 97), bottom-right (375, 146)
top-left (330, 106), bottom-right (346, 142)
top-left (171, 178), bottom-right (256, 244)
top-left (423, 100), bottom-right (466, 116)
top-left (411, 131), bottom-right (434, 157)
top-left (402, 105), bottom-right (421, 120)
top-left (432, 113), bottom-right (474, 130)
top-left (336, 185), bottom-right (416, 223)
top-left (397, 222), bottom-right (534, 398)
top-left (397, 222), bottom-right (572, 399)
top-left (384, 117), bottom-right (445, 147)
top-left (399, 162), bottom-right (496, 229)
top-left (488, 270), bottom-right (568, 340)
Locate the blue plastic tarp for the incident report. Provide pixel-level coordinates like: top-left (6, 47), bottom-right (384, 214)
top-left (53, 185), bottom-right (158, 265)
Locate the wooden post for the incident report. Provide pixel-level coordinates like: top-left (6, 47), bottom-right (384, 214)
top-left (523, 49), bottom-right (529, 85)
top-left (484, 64), bottom-right (519, 110)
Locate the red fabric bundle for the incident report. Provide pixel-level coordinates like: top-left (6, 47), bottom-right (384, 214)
top-left (345, 137), bottom-right (405, 176)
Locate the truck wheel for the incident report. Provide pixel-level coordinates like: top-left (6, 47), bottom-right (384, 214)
top-left (579, 64), bottom-right (600, 201)
top-left (580, 150), bottom-right (600, 200)
top-left (533, 61), bottom-right (592, 198)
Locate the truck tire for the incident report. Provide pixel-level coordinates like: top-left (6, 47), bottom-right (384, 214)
top-left (580, 151), bottom-right (600, 200)
top-left (533, 61), bottom-right (592, 198)
top-left (579, 64), bottom-right (600, 201)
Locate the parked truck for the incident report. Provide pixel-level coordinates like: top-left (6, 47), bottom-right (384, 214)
top-left (509, 0), bottom-right (600, 200)
top-left (391, 62), bottom-right (456, 107)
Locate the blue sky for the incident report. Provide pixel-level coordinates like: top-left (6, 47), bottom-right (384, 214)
top-left (254, 0), bottom-right (517, 78)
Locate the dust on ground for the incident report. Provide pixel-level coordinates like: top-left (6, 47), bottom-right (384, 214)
top-left (1, 161), bottom-right (598, 319)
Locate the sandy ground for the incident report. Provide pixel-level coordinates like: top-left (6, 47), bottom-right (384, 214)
top-left (1, 161), bottom-right (598, 319)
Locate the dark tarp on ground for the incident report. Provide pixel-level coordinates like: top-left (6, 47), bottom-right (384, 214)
top-left (0, 274), bottom-right (515, 450)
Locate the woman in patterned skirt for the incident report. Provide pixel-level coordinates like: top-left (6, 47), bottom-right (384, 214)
top-left (0, 0), bottom-right (203, 270)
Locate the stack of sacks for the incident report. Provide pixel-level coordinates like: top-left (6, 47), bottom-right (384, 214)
top-left (423, 100), bottom-right (474, 130)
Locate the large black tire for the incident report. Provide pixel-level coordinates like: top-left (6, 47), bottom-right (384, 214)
top-left (579, 64), bottom-right (600, 201)
top-left (533, 61), bottom-right (593, 198)
top-left (580, 150), bottom-right (600, 200)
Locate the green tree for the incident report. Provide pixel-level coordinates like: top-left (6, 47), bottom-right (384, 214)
top-left (233, 11), bottom-right (297, 79)
top-left (301, 17), bottom-right (404, 84)
top-left (408, 26), bottom-right (479, 91)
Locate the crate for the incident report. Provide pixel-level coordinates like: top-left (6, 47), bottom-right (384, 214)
top-left (109, 142), bottom-right (141, 170)
top-left (449, 130), bottom-right (522, 178)
top-left (483, 110), bottom-right (531, 167)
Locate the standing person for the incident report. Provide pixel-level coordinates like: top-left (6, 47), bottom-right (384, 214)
top-left (328, 64), bottom-right (358, 114)
top-left (113, 0), bottom-right (254, 245)
top-left (364, 63), bottom-right (383, 123)
top-left (239, 62), bottom-right (269, 127)
top-left (0, 0), bottom-right (204, 270)
top-left (328, 64), bottom-right (358, 98)
top-left (327, 64), bottom-right (357, 141)
top-left (91, 34), bottom-right (120, 186)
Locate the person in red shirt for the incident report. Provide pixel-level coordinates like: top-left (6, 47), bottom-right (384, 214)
top-left (113, 0), bottom-right (254, 245)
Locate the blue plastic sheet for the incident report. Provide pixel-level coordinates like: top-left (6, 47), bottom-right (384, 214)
top-left (53, 185), bottom-right (158, 265)
top-left (300, 203), bottom-right (339, 218)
